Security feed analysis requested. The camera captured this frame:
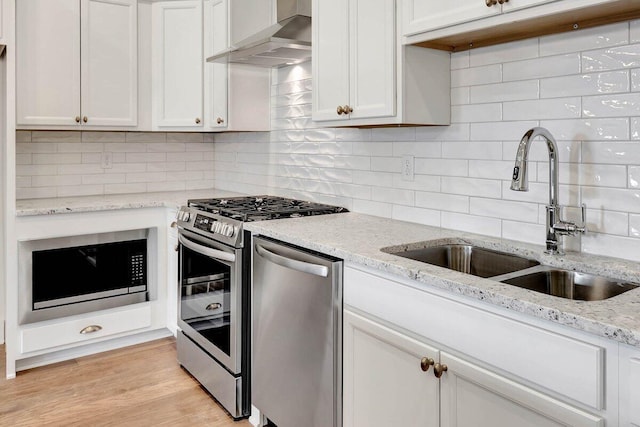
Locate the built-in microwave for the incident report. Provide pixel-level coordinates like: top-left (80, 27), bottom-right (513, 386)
top-left (19, 229), bottom-right (149, 324)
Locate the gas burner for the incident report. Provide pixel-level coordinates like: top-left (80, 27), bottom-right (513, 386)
top-left (188, 195), bottom-right (348, 222)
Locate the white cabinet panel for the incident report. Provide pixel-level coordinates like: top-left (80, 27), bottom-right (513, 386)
top-left (343, 310), bottom-right (439, 427)
top-left (440, 352), bottom-right (604, 427)
top-left (631, 358), bottom-right (640, 426)
top-left (17, 0), bottom-right (137, 128)
top-left (16, 0), bottom-right (81, 126)
top-left (0, 0), bottom-right (4, 44)
top-left (312, 0), bottom-right (349, 122)
top-left (403, 0), bottom-right (499, 36)
top-left (153, 1), bottom-right (203, 128)
top-left (81, 0), bottom-right (137, 126)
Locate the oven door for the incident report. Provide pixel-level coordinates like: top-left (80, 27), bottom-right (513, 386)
top-left (177, 229), bottom-right (242, 374)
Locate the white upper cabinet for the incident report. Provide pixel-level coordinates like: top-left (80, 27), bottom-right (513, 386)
top-left (403, 0), bottom-right (501, 35)
top-left (203, 0), bottom-right (270, 132)
top-left (16, 0), bottom-right (137, 128)
top-left (152, 0), bottom-right (203, 129)
top-left (0, 0), bottom-right (5, 45)
top-left (313, 0), bottom-right (450, 126)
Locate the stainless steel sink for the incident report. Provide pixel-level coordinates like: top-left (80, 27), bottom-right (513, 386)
top-left (387, 244), bottom-right (540, 278)
top-left (501, 267), bottom-right (639, 301)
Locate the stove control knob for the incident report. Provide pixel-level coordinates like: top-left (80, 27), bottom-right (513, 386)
top-left (181, 211), bottom-right (190, 222)
top-left (224, 225), bottom-right (235, 237)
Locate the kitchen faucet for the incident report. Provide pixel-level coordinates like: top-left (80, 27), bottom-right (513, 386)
top-left (510, 127), bottom-right (586, 255)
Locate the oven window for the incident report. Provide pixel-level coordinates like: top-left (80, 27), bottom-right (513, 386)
top-left (180, 244), bottom-right (232, 356)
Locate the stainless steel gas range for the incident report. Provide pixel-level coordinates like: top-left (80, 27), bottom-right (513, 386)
top-left (175, 195), bottom-right (347, 419)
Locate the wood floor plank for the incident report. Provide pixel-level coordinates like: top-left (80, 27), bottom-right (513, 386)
top-left (0, 338), bottom-right (251, 427)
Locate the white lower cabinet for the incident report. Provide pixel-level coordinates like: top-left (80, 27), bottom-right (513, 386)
top-left (343, 310), bottom-right (439, 427)
top-left (344, 265), bottom-right (613, 426)
top-left (619, 344), bottom-right (640, 426)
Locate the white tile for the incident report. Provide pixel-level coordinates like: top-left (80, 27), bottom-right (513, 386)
top-left (451, 87), bottom-right (470, 105)
top-left (583, 93), bottom-right (640, 117)
top-left (584, 208), bottom-right (628, 236)
top-left (583, 187), bottom-right (640, 214)
top-left (470, 38), bottom-right (539, 67)
top-left (58, 185), bottom-right (104, 197)
top-left (581, 233), bottom-right (640, 262)
top-left (334, 155), bottom-right (370, 170)
top-left (451, 51), bottom-right (470, 70)
top-left (104, 183), bottom-right (147, 194)
top-left (469, 160), bottom-right (525, 180)
top-left (126, 132), bottom-right (166, 143)
top-left (126, 152), bottom-right (166, 163)
top-left (415, 124), bottom-right (470, 142)
top-left (470, 198), bottom-right (538, 222)
top-left (540, 23), bottom-right (629, 57)
top-left (16, 165), bottom-right (58, 176)
top-left (15, 176), bottom-right (32, 188)
top-left (270, 130), bottom-right (305, 142)
top-left (629, 214), bottom-right (640, 237)
top-left (82, 153), bottom-right (101, 164)
top-left (304, 128), bottom-right (336, 142)
top-left (17, 143), bottom-right (56, 154)
top-left (415, 191), bottom-right (469, 213)
top-left (442, 142), bottom-right (502, 160)
top-left (633, 117), bottom-right (640, 140)
top-left (103, 143), bottom-right (145, 152)
top-left (82, 174), bottom-right (126, 185)
top-left (441, 177), bottom-right (501, 198)
top-left (392, 205), bottom-right (441, 227)
top-left (628, 166), bottom-right (640, 188)
top-left (632, 68), bottom-right (640, 91)
top-left (540, 118), bottom-right (629, 141)
top-left (109, 163), bottom-right (148, 173)
top-left (166, 171), bottom-right (204, 181)
top-left (632, 20), bottom-right (640, 43)
top-left (32, 131), bottom-right (81, 143)
top-left (414, 159), bottom-right (468, 176)
top-left (370, 127), bottom-right (416, 142)
top-left (451, 103), bottom-right (502, 123)
top-left (540, 71), bottom-right (630, 98)
top-left (186, 180), bottom-right (215, 190)
top-left (393, 141), bottom-right (442, 158)
top-left (147, 162), bottom-right (186, 172)
top-left (503, 97), bottom-right (581, 121)
top-left (147, 181), bottom-right (187, 192)
top-left (17, 187), bottom-right (58, 199)
top-left (352, 141), bottom-right (392, 157)
top-left (580, 164), bottom-right (628, 187)
top-left (440, 212), bottom-right (502, 237)
top-left (503, 54), bottom-right (580, 82)
top-left (501, 181), bottom-right (548, 204)
top-left (471, 120), bottom-right (538, 141)
top-left (503, 139), bottom-right (579, 162)
top-left (57, 143), bottom-right (105, 153)
top-left (352, 171), bottom-right (394, 187)
top-left (126, 172), bottom-right (166, 183)
top-left (166, 133), bottom-right (204, 143)
top-left (15, 154), bottom-right (31, 165)
top-left (81, 131), bottom-right (125, 143)
top-left (33, 153), bottom-right (82, 164)
top-left (16, 131), bottom-right (32, 143)
top-left (470, 80), bottom-right (539, 103)
top-left (582, 43), bottom-right (640, 72)
top-left (392, 174), bottom-right (441, 192)
top-left (32, 175), bottom-right (82, 187)
top-left (147, 143), bottom-right (186, 152)
top-left (371, 157), bottom-right (401, 173)
top-left (451, 64), bottom-right (502, 88)
top-left (318, 168), bottom-right (353, 183)
top-left (335, 128), bottom-right (371, 142)
top-left (371, 187), bottom-right (414, 206)
top-left (502, 221), bottom-right (546, 245)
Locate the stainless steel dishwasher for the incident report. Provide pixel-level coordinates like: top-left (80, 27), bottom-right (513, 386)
top-left (252, 236), bottom-right (342, 427)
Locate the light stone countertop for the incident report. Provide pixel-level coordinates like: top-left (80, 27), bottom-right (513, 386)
top-left (15, 193), bottom-right (640, 348)
top-left (245, 212), bottom-right (640, 348)
top-left (15, 189), bottom-right (243, 216)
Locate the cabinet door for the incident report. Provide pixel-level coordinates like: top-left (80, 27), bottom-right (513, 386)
top-left (16, 0), bottom-right (81, 126)
top-left (312, 0), bottom-right (350, 122)
top-left (204, 0), bottom-right (228, 129)
top-left (81, 0), bottom-right (137, 127)
top-left (502, 0), bottom-right (558, 13)
top-left (402, 0), bottom-right (500, 36)
top-left (343, 309), bottom-right (439, 427)
top-left (153, 1), bottom-right (203, 128)
top-left (439, 352), bottom-right (604, 427)
top-left (349, 0), bottom-right (395, 120)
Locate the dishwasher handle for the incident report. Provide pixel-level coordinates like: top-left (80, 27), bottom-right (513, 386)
top-left (255, 244), bottom-right (329, 278)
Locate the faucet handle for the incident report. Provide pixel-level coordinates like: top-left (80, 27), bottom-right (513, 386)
top-left (554, 204), bottom-right (587, 235)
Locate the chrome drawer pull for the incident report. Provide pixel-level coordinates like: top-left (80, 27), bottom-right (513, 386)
top-left (80, 325), bottom-right (103, 334)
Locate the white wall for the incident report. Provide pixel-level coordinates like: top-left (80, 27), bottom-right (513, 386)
top-left (213, 20), bottom-right (640, 262)
top-left (15, 131), bottom-right (215, 198)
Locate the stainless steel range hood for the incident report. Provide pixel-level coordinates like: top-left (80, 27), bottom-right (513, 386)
top-left (207, 0), bottom-right (311, 68)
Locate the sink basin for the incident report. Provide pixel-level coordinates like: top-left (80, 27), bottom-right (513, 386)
top-left (388, 244), bottom-right (539, 278)
top-left (501, 268), bottom-right (639, 301)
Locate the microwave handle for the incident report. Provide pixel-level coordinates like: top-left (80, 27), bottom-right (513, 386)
top-left (178, 234), bottom-right (236, 263)
top-left (255, 244), bottom-right (329, 278)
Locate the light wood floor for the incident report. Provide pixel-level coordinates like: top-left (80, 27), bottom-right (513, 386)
top-left (0, 338), bottom-right (252, 426)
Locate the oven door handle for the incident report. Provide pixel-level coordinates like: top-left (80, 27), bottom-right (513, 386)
top-left (255, 244), bottom-right (329, 278)
top-left (179, 234), bottom-right (236, 263)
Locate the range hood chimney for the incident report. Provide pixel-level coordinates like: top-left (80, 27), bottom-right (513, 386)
top-left (207, 0), bottom-right (311, 68)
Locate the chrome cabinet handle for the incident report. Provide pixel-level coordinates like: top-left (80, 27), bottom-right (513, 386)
top-left (80, 325), bottom-right (102, 334)
top-left (420, 357), bottom-right (434, 372)
top-left (206, 302), bottom-right (222, 311)
top-left (178, 234), bottom-right (236, 263)
top-left (255, 244), bottom-right (329, 277)
top-left (434, 363), bottom-right (448, 378)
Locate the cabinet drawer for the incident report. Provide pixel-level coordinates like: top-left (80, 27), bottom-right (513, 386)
top-left (630, 358), bottom-right (640, 425)
top-left (21, 304), bottom-right (151, 354)
top-left (345, 267), bottom-right (605, 409)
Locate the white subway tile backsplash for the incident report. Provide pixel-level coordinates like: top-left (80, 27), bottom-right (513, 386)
top-left (471, 120), bottom-right (538, 141)
top-left (32, 175), bottom-right (82, 187)
top-left (393, 141), bottom-right (441, 158)
top-left (451, 51), bottom-right (470, 70)
top-left (371, 187), bottom-right (414, 206)
top-left (502, 220), bottom-right (545, 245)
top-left (470, 80), bottom-right (539, 103)
top-left (415, 124), bottom-right (470, 141)
top-left (585, 208), bottom-right (628, 236)
top-left (503, 97), bottom-right (581, 120)
top-left (441, 177), bottom-right (501, 198)
top-left (371, 157), bottom-right (401, 173)
top-left (632, 20), bottom-right (640, 43)
top-left (353, 141), bottom-right (392, 157)
top-left (451, 64), bottom-right (502, 87)
top-left (414, 158), bottom-right (468, 176)
top-left (392, 205), bottom-right (441, 227)
top-left (540, 118), bottom-right (629, 141)
top-left (630, 213), bottom-right (640, 237)
top-left (581, 232), bottom-right (640, 261)
top-left (33, 153), bottom-right (82, 164)
top-left (582, 141), bottom-right (640, 164)
top-left (583, 93), bottom-right (640, 117)
top-left (451, 87), bottom-right (470, 105)
top-left (415, 191), bottom-right (469, 213)
top-left (442, 142), bottom-right (502, 160)
top-left (582, 43), bottom-right (640, 71)
top-left (632, 68), bottom-right (640, 91)
top-left (583, 186), bottom-right (640, 214)
top-left (540, 71), bottom-right (630, 98)
top-left (503, 54), bottom-right (580, 81)
top-left (370, 127), bottom-right (417, 142)
top-left (31, 131), bottom-right (81, 143)
top-left (470, 198), bottom-right (538, 222)
top-left (451, 103), bottom-right (502, 123)
top-left (633, 118), bottom-right (640, 140)
top-left (540, 23), bottom-right (629, 57)
top-left (392, 175), bottom-right (441, 192)
top-left (81, 131), bottom-right (126, 143)
top-left (17, 143), bottom-right (57, 153)
top-left (470, 38), bottom-right (539, 67)
top-left (441, 212), bottom-right (502, 237)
